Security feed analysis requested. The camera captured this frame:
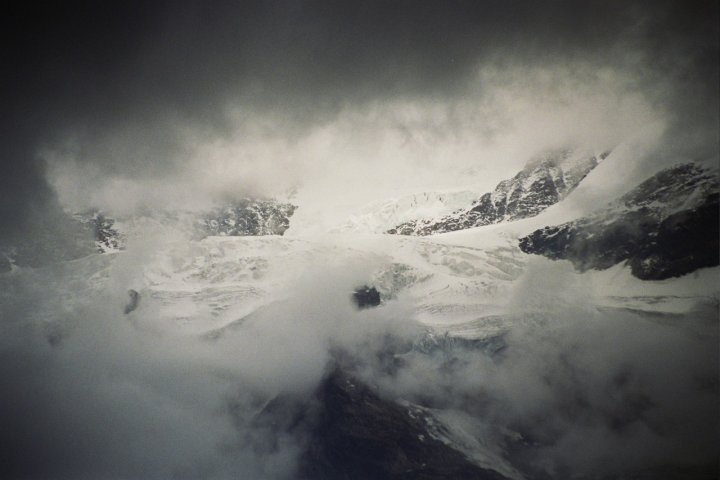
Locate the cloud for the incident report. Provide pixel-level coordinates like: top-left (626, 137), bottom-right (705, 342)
top-left (366, 261), bottom-right (719, 478)
top-left (0, 235), bottom-right (419, 479)
top-left (3, 1), bottom-right (717, 235)
top-left (45, 65), bottom-right (665, 231)
top-left (0, 3), bottom-right (717, 477)
top-left (0, 220), bottom-right (718, 479)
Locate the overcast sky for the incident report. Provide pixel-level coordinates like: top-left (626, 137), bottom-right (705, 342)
top-left (3, 0), bottom-right (718, 232)
top-left (1, 4), bottom-right (718, 478)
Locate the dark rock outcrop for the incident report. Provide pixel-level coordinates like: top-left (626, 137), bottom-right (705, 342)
top-left (198, 198), bottom-right (296, 236)
top-left (389, 149), bottom-right (607, 236)
top-left (298, 369), bottom-right (510, 480)
top-left (123, 289), bottom-right (140, 314)
top-left (519, 163), bottom-right (719, 280)
top-left (352, 286), bottom-right (381, 309)
top-left (74, 210), bottom-right (125, 252)
top-left (68, 197), bottom-right (297, 254)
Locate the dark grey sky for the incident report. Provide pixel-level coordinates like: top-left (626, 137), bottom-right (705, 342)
top-left (2, 0), bottom-right (718, 233)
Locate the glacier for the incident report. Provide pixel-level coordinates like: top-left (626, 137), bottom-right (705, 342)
top-left (0, 143), bottom-right (717, 480)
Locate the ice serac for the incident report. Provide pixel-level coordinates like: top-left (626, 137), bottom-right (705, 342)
top-left (519, 163), bottom-right (720, 280)
top-left (388, 148), bottom-right (607, 236)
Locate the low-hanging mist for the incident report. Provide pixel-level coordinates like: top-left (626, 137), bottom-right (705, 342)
top-left (0, 235), bottom-right (717, 479)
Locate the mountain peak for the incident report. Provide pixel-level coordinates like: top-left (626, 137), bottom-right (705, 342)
top-left (387, 148), bottom-right (607, 236)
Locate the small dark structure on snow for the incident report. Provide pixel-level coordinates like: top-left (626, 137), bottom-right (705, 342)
top-left (352, 286), bottom-right (381, 309)
top-left (124, 289), bottom-right (140, 314)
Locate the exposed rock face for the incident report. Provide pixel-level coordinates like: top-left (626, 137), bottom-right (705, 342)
top-left (299, 369), bottom-right (510, 480)
top-left (0, 198), bottom-right (297, 272)
top-left (389, 149), bottom-right (606, 236)
top-left (69, 198), bottom-right (297, 254)
top-left (519, 163), bottom-right (719, 280)
top-left (74, 211), bottom-right (124, 252)
top-left (197, 198), bottom-right (297, 236)
top-left (352, 286), bottom-right (381, 309)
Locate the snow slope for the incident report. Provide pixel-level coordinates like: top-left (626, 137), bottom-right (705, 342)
top-left (6, 126), bottom-right (717, 356)
top-left (3, 156), bottom-right (717, 480)
top-left (333, 190), bottom-right (481, 234)
top-left (10, 222), bottom-right (715, 345)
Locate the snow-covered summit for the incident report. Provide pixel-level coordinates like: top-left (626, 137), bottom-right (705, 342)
top-left (333, 190), bottom-right (480, 234)
top-left (386, 148), bottom-right (609, 236)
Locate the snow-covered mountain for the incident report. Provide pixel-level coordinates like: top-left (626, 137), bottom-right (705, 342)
top-left (334, 190), bottom-right (480, 234)
top-left (6, 214), bottom-right (717, 479)
top-left (72, 197), bottom-right (297, 253)
top-left (0, 197), bottom-right (297, 273)
top-left (519, 163), bottom-right (719, 279)
top-left (2, 148), bottom-right (718, 480)
top-left (387, 148), bottom-right (609, 235)
top-left (197, 197), bottom-right (297, 237)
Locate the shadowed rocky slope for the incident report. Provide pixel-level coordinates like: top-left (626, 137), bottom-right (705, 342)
top-left (519, 163), bottom-right (719, 279)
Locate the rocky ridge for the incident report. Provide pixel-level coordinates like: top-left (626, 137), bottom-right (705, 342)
top-left (388, 148), bottom-right (608, 236)
top-left (336, 190), bottom-right (480, 234)
top-left (73, 211), bottom-right (125, 253)
top-left (298, 369), bottom-right (512, 480)
top-left (84, 197), bottom-right (297, 251)
top-left (0, 198), bottom-right (296, 272)
top-left (519, 163), bottom-right (719, 280)
top-left (197, 197), bottom-right (296, 237)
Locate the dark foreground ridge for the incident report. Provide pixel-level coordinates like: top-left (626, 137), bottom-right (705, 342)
top-left (519, 163), bottom-right (719, 279)
top-left (298, 369), bottom-right (509, 480)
